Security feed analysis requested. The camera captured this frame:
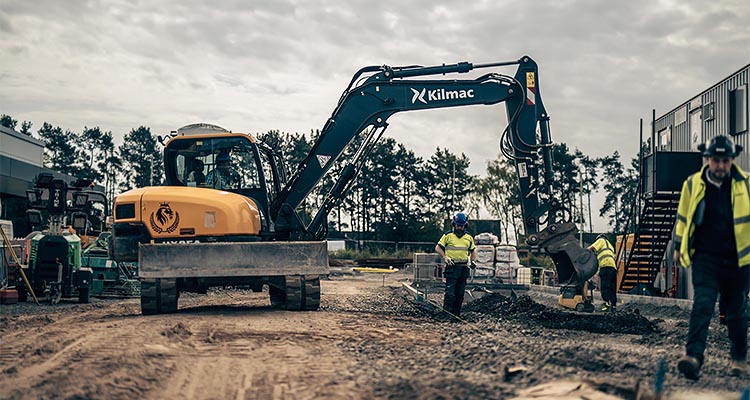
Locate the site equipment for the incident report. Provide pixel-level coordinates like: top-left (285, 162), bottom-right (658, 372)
top-left (111, 55), bottom-right (597, 314)
top-left (18, 173), bottom-right (136, 303)
top-left (19, 173), bottom-right (97, 303)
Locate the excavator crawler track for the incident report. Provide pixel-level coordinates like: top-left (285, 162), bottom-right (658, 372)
top-left (281, 275), bottom-right (321, 311)
top-left (141, 278), bottom-right (179, 315)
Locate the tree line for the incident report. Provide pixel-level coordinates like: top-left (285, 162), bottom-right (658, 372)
top-left (2, 114), bottom-right (640, 243)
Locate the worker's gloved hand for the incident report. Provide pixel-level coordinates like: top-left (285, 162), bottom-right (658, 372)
top-left (470, 261), bottom-right (477, 269)
top-left (444, 256), bottom-right (455, 266)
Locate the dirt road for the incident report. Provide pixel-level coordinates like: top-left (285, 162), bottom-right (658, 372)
top-left (0, 272), bottom-right (745, 399)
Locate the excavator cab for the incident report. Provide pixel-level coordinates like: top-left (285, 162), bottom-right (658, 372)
top-left (162, 124), bottom-right (287, 233)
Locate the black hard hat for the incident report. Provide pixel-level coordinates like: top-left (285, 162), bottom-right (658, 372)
top-left (596, 233), bottom-right (608, 241)
top-left (698, 135), bottom-right (743, 158)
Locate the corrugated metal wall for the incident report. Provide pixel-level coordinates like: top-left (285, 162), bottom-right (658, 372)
top-left (654, 65), bottom-right (750, 171)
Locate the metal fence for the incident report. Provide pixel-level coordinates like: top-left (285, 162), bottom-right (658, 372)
top-left (339, 239), bottom-right (436, 254)
top-left (412, 253), bottom-right (443, 282)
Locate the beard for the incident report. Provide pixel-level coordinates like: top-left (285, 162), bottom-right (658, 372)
top-left (708, 168), bottom-right (729, 182)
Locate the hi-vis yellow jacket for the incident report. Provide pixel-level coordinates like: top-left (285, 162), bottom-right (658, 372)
top-left (674, 164), bottom-right (750, 268)
top-left (591, 237), bottom-right (616, 269)
top-left (437, 231), bottom-right (476, 262)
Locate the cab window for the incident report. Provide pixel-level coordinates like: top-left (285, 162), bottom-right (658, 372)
top-left (166, 136), bottom-right (261, 191)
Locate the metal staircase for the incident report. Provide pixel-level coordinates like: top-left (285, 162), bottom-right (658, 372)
top-left (618, 192), bottom-right (680, 294)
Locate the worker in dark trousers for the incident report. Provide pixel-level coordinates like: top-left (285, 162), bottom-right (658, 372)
top-left (435, 212), bottom-right (477, 316)
top-left (588, 234), bottom-right (617, 312)
top-left (674, 135), bottom-right (750, 380)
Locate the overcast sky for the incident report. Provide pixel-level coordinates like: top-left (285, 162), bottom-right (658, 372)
top-left (2, 0), bottom-right (748, 231)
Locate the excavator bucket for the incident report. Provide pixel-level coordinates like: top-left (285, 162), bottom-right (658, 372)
top-left (536, 222), bottom-right (598, 285)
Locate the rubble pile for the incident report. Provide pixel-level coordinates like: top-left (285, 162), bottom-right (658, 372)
top-left (322, 287), bottom-right (425, 317)
top-left (462, 293), bottom-right (658, 335)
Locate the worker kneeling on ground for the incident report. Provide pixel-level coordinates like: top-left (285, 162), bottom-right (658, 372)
top-left (673, 135), bottom-right (750, 380)
top-left (587, 233), bottom-right (617, 312)
top-left (435, 212), bottom-right (477, 316)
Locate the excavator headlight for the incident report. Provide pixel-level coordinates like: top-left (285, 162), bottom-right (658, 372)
top-left (115, 203), bottom-right (136, 220)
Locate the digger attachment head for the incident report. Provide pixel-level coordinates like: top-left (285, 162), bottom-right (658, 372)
top-left (535, 222), bottom-right (597, 285)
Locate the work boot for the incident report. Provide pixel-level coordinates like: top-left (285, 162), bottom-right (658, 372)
top-left (610, 304), bottom-right (616, 313)
top-left (730, 360), bottom-right (749, 377)
top-left (677, 355), bottom-right (701, 381)
top-left (600, 301), bottom-right (611, 312)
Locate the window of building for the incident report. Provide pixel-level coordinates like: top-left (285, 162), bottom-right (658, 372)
top-left (658, 126), bottom-right (672, 151)
top-left (729, 84), bottom-right (748, 136)
top-left (690, 108), bottom-right (702, 150)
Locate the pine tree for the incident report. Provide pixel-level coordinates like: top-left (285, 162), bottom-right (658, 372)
top-left (427, 147), bottom-right (474, 217)
top-left (118, 126), bottom-right (162, 190)
top-left (37, 122), bottom-right (81, 176)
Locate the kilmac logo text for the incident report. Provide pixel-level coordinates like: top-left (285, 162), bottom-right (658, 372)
top-left (410, 88), bottom-right (475, 104)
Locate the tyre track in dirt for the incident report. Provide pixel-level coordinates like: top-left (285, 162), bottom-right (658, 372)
top-left (1, 307), bottom-right (179, 400)
top-left (0, 287), bottom-right (372, 400)
top-left (148, 303), bottom-right (365, 400)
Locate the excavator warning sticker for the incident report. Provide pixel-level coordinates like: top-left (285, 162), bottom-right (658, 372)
top-left (525, 72), bottom-right (536, 105)
top-left (518, 162), bottom-right (528, 179)
top-left (317, 155), bottom-right (332, 168)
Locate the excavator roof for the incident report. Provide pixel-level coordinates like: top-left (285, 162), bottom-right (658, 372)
top-left (175, 123), bottom-right (231, 135)
top-left (165, 123), bottom-right (256, 145)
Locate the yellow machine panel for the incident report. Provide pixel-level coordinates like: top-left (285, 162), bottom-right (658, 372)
top-left (114, 187), bottom-right (261, 238)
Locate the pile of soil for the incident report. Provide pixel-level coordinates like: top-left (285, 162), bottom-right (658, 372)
top-left (461, 293), bottom-right (658, 335)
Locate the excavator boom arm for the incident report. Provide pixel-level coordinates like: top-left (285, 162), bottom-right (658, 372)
top-left (272, 56), bottom-right (551, 238)
top-left (271, 55), bottom-right (596, 287)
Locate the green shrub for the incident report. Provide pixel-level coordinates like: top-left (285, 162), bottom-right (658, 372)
top-left (528, 253), bottom-right (555, 270)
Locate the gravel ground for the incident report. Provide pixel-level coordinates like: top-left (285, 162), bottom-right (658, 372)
top-left (325, 275), bottom-right (747, 399)
top-left (0, 272), bottom-right (746, 399)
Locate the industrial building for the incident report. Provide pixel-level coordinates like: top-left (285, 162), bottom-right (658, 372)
top-left (655, 63), bottom-right (749, 168)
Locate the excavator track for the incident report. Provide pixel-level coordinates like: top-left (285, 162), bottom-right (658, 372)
top-left (303, 275), bottom-right (321, 311)
top-left (269, 285), bottom-right (285, 307)
top-left (141, 278), bottom-right (179, 315)
top-left (283, 276), bottom-right (303, 310)
top-left (281, 275), bottom-right (320, 311)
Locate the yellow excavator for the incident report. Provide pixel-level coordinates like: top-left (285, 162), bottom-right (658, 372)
top-left (111, 56), bottom-right (597, 314)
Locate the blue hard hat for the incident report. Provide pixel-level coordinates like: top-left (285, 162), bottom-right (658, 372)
top-left (216, 150), bottom-right (231, 162)
top-left (453, 212), bottom-right (468, 226)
